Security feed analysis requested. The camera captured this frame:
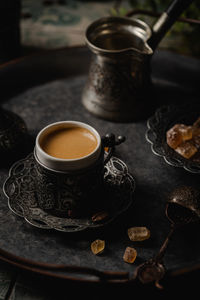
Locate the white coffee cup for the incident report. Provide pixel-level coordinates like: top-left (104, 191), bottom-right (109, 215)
top-left (33, 121), bottom-right (124, 216)
top-left (34, 120), bottom-right (102, 172)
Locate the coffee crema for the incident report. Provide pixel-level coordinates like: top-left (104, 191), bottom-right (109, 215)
top-left (40, 127), bottom-right (98, 159)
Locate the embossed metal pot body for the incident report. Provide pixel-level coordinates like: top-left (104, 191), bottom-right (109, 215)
top-left (82, 17), bottom-right (153, 122)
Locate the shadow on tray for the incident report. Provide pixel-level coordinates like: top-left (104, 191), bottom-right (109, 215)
top-left (0, 133), bottom-right (35, 169)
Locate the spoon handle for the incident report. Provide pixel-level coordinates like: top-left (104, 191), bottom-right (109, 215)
top-left (136, 224), bottom-right (177, 288)
top-left (154, 224), bottom-right (175, 262)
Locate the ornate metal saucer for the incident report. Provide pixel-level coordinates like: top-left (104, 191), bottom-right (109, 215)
top-left (3, 153), bottom-right (135, 232)
top-left (146, 103), bottom-right (200, 173)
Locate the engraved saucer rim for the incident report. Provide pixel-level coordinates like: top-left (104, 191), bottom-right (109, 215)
top-left (3, 152), bottom-right (136, 233)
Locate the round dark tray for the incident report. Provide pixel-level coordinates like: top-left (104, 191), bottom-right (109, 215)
top-left (0, 46), bottom-right (200, 287)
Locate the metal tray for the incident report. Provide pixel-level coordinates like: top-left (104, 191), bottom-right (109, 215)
top-left (0, 46), bottom-right (200, 287)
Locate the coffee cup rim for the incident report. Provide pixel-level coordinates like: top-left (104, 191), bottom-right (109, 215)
top-left (35, 120), bottom-right (102, 171)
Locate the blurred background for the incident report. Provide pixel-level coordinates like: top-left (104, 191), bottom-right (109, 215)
top-left (0, 0), bottom-right (200, 64)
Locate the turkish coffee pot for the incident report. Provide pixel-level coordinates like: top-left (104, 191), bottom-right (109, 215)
top-left (82, 0), bottom-right (194, 122)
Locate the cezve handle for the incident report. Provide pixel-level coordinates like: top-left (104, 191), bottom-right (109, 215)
top-left (148, 0), bottom-right (194, 50)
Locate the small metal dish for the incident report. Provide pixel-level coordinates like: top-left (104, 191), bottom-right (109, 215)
top-left (145, 103), bottom-right (200, 173)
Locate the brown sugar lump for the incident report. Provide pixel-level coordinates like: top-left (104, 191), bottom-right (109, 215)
top-left (123, 247), bottom-right (137, 264)
top-left (128, 227), bottom-right (150, 242)
top-left (176, 124), bottom-right (193, 141)
top-left (166, 124), bottom-right (193, 149)
top-left (91, 239), bottom-right (105, 255)
top-left (175, 141), bottom-right (198, 159)
top-left (166, 125), bottom-right (182, 149)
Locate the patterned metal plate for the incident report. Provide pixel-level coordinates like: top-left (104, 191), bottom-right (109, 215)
top-left (3, 153), bottom-right (135, 232)
top-left (146, 104), bottom-right (200, 173)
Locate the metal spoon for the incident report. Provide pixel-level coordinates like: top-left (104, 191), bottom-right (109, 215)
top-left (135, 186), bottom-right (200, 289)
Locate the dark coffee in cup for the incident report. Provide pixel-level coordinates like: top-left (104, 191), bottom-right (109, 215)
top-left (35, 121), bottom-right (102, 172)
top-left (40, 126), bottom-right (98, 159)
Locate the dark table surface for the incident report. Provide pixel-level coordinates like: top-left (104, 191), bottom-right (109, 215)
top-left (0, 46), bottom-right (200, 298)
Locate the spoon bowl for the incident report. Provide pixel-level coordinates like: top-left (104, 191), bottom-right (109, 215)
top-left (136, 185), bottom-right (200, 288)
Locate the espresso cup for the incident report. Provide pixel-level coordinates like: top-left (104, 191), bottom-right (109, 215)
top-left (34, 121), bottom-right (124, 217)
top-left (35, 121), bottom-right (102, 172)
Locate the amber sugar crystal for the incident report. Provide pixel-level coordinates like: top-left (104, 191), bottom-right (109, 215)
top-left (128, 226), bottom-right (150, 241)
top-left (166, 124), bottom-right (192, 150)
top-left (123, 247), bottom-right (137, 264)
top-left (166, 125), bottom-right (182, 149)
top-left (91, 239), bottom-right (105, 255)
top-left (175, 124), bottom-right (193, 141)
top-left (175, 141), bottom-right (198, 159)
